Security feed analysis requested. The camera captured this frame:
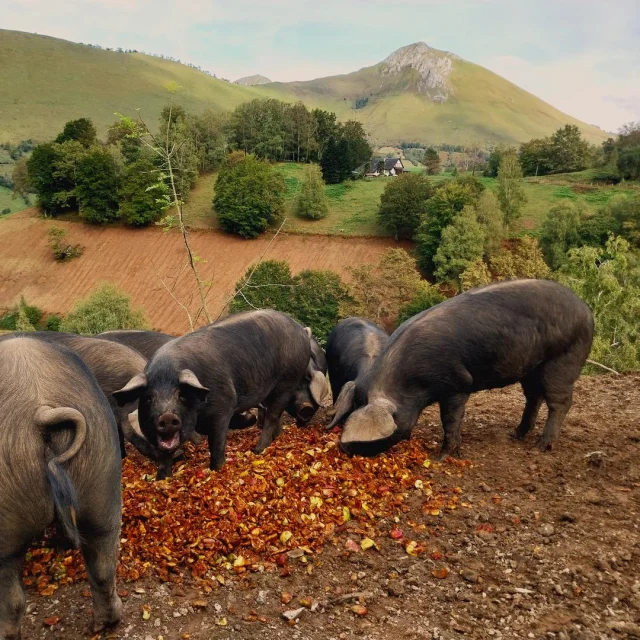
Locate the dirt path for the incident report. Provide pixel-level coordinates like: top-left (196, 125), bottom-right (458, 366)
top-left (18, 373), bottom-right (640, 639)
top-left (0, 211), bottom-right (410, 334)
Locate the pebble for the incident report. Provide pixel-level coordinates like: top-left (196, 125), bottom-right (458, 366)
top-left (559, 513), bottom-right (576, 523)
top-left (26, 603), bottom-right (37, 615)
top-left (461, 569), bottom-right (479, 584)
top-left (386, 582), bottom-right (405, 597)
top-left (282, 607), bottom-right (306, 621)
top-left (256, 590), bottom-right (268, 605)
top-left (540, 524), bottom-right (555, 536)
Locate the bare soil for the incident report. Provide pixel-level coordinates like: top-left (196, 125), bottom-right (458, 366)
top-left (18, 372), bottom-right (640, 640)
top-left (0, 211), bottom-right (410, 334)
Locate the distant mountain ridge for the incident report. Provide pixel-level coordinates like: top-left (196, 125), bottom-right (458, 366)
top-left (235, 74), bottom-right (272, 86)
top-left (0, 30), bottom-right (608, 146)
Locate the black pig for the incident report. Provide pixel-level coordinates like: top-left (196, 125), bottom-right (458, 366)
top-left (339, 280), bottom-right (594, 457)
top-left (325, 318), bottom-right (388, 429)
top-left (0, 337), bottom-right (122, 638)
top-left (114, 310), bottom-right (329, 478)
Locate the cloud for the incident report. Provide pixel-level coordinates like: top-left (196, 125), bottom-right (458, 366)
top-left (2, 0), bottom-right (639, 131)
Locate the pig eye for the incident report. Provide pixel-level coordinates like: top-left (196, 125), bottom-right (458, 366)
top-left (178, 394), bottom-right (188, 404)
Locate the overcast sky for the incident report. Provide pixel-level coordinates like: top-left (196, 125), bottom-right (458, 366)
top-left (3, 0), bottom-right (639, 132)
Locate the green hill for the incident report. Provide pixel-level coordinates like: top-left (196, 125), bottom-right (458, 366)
top-left (0, 30), bottom-right (259, 142)
top-left (257, 43), bottom-right (609, 147)
top-left (1, 33), bottom-right (609, 147)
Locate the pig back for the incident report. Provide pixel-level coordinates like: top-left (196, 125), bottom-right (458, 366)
top-left (372, 280), bottom-right (594, 396)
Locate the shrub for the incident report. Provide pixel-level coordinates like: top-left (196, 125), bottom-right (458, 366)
top-left (1, 208), bottom-right (10, 215)
top-left (295, 164), bottom-right (328, 220)
top-left (45, 314), bottom-right (63, 331)
top-left (214, 155), bottom-right (286, 238)
top-left (48, 227), bottom-right (84, 261)
top-left (342, 248), bottom-right (427, 328)
top-left (559, 235), bottom-right (640, 372)
top-left (474, 191), bottom-right (505, 258)
top-left (397, 282), bottom-right (446, 325)
top-left (0, 296), bottom-right (43, 331)
top-left (60, 283), bottom-right (149, 335)
top-left (229, 260), bottom-right (295, 314)
top-left (490, 236), bottom-right (551, 280)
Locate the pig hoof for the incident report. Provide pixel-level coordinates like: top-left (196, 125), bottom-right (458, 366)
top-left (189, 433), bottom-right (203, 445)
top-left (252, 445), bottom-right (266, 455)
top-left (93, 596), bottom-right (122, 632)
top-left (510, 430), bottom-right (526, 441)
top-left (536, 438), bottom-right (553, 452)
top-left (209, 458), bottom-right (225, 471)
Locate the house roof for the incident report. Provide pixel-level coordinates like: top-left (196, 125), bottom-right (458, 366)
top-left (370, 157), bottom-right (404, 171)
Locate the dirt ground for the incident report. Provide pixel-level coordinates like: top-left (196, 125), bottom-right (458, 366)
top-left (18, 372), bottom-right (640, 640)
top-left (0, 210), bottom-right (410, 334)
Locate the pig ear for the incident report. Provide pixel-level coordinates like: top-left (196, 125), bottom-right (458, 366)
top-left (178, 369), bottom-right (210, 402)
top-left (304, 326), bottom-right (312, 339)
top-left (341, 400), bottom-right (397, 444)
top-left (309, 370), bottom-right (331, 408)
top-left (113, 373), bottom-right (148, 407)
top-left (325, 381), bottom-right (356, 429)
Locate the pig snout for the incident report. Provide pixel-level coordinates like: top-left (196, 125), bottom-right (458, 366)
top-left (295, 402), bottom-right (316, 427)
top-left (157, 412), bottom-right (182, 451)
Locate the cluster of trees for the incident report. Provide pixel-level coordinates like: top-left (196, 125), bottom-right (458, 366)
top-left (377, 151), bottom-right (527, 286)
top-left (229, 99), bottom-right (371, 183)
top-left (26, 107), bottom-right (228, 225)
top-left (486, 123), bottom-right (640, 181)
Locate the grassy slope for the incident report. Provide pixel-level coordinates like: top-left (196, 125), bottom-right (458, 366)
top-left (0, 30), bottom-right (258, 142)
top-left (183, 163), bottom-right (635, 237)
top-left (0, 186), bottom-right (31, 215)
top-left (258, 60), bottom-right (609, 147)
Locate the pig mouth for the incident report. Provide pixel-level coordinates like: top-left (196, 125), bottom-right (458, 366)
top-left (157, 430), bottom-right (181, 451)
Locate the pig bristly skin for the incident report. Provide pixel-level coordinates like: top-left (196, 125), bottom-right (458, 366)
top-left (0, 337), bottom-right (122, 638)
top-left (114, 310), bottom-right (312, 478)
top-left (340, 280), bottom-right (595, 457)
top-left (96, 330), bottom-right (175, 361)
top-left (325, 318), bottom-right (388, 429)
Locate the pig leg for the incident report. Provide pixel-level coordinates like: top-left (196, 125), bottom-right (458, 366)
top-left (512, 374), bottom-right (544, 440)
top-left (537, 357), bottom-right (579, 451)
top-left (81, 527), bottom-right (122, 632)
top-left (204, 410), bottom-right (233, 471)
top-left (0, 553), bottom-right (26, 639)
top-left (253, 393), bottom-right (289, 454)
top-left (438, 393), bottom-right (469, 457)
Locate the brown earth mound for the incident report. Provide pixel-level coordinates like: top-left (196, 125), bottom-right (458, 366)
top-left (0, 211), bottom-right (409, 334)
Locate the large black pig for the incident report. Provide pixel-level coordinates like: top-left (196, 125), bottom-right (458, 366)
top-left (339, 280), bottom-right (594, 457)
top-left (0, 337), bottom-right (122, 638)
top-left (114, 310), bottom-right (329, 478)
top-left (325, 318), bottom-right (388, 429)
top-left (96, 329), bottom-right (175, 360)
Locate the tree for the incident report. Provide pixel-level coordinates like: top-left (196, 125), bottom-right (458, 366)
top-left (539, 202), bottom-right (582, 269)
top-left (296, 164), bottom-right (328, 220)
top-left (311, 109), bottom-right (339, 161)
top-left (608, 194), bottom-right (640, 248)
top-left (474, 191), bottom-right (505, 257)
top-left (291, 270), bottom-right (350, 344)
top-left (433, 206), bottom-right (486, 286)
top-left (460, 259), bottom-right (492, 290)
top-left (396, 282), bottom-right (446, 325)
top-left (320, 137), bottom-right (342, 185)
top-left (423, 148), bottom-right (441, 175)
top-left (490, 236), bottom-right (551, 280)
top-left (548, 124), bottom-right (592, 173)
top-left (213, 154), bottom-right (286, 238)
top-left (484, 145), bottom-right (512, 178)
top-left (496, 151), bottom-right (527, 227)
top-left (558, 235), bottom-right (640, 372)
top-left (340, 120), bottom-right (372, 174)
top-left (342, 249), bottom-right (427, 328)
top-left (118, 159), bottom-right (169, 226)
top-left (415, 181), bottom-right (477, 272)
top-left (229, 260), bottom-right (295, 314)
top-left (75, 146), bottom-right (120, 224)
top-left (11, 157), bottom-right (30, 202)
top-left (518, 137), bottom-right (553, 176)
top-left (377, 173), bottom-right (433, 239)
top-left (55, 118), bottom-right (97, 147)
top-left (27, 143), bottom-right (68, 215)
top-left (60, 283), bottom-right (149, 334)
top-left (617, 146), bottom-right (640, 180)
top-left (15, 306), bottom-right (36, 332)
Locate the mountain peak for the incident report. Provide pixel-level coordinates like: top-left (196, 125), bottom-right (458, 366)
top-left (235, 74), bottom-right (271, 86)
top-left (380, 42), bottom-right (456, 100)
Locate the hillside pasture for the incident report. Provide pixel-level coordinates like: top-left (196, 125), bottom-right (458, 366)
top-left (0, 210), bottom-right (409, 334)
top-left (181, 163), bottom-right (635, 237)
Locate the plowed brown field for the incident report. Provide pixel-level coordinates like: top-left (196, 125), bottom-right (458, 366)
top-left (0, 211), bottom-right (410, 334)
